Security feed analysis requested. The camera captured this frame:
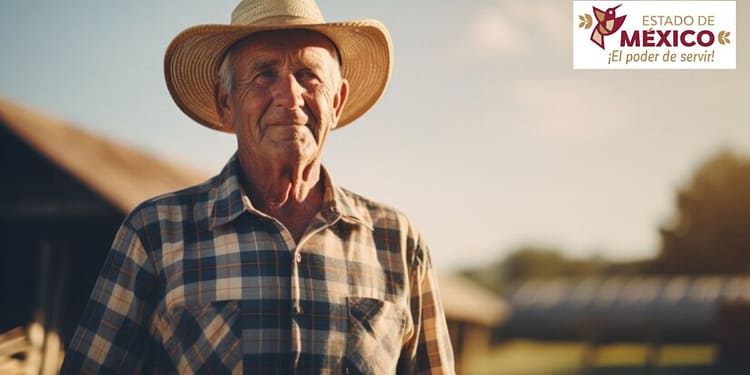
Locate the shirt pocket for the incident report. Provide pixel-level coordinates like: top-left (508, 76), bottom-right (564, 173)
top-left (164, 300), bottom-right (242, 375)
top-left (344, 297), bottom-right (409, 375)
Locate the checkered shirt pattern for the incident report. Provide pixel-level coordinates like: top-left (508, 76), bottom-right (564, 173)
top-left (61, 153), bottom-right (455, 374)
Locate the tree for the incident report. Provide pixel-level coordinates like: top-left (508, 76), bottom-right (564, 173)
top-left (654, 149), bottom-right (750, 274)
top-left (461, 246), bottom-right (608, 294)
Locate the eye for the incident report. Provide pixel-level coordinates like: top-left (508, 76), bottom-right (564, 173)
top-left (296, 69), bottom-right (320, 82)
top-left (253, 70), bottom-right (276, 84)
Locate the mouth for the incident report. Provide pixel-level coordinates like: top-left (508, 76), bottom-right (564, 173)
top-left (265, 115), bottom-right (312, 127)
top-left (266, 122), bottom-right (308, 128)
top-left (261, 111), bottom-right (318, 139)
top-left (262, 121), bottom-right (315, 140)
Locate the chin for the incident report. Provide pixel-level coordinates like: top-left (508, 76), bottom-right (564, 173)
top-left (276, 146), bottom-right (317, 165)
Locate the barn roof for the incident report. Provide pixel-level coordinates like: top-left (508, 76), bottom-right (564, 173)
top-left (439, 274), bottom-right (509, 326)
top-left (0, 97), bottom-right (206, 213)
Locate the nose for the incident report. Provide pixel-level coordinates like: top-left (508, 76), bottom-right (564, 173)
top-left (271, 73), bottom-right (304, 109)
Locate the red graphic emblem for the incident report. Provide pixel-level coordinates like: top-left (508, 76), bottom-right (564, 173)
top-left (590, 4), bottom-right (627, 49)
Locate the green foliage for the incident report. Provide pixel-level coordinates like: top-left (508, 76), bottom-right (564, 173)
top-left (461, 148), bottom-right (750, 292)
top-left (501, 247), bottom-right (607, 281)
top-left (461, 246), bottom-right (610, 294)
top-left (654, 149), bottom-right (750, 274)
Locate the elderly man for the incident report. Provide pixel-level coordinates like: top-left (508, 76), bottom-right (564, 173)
top-left (61, 0), bottom-right (454, 374)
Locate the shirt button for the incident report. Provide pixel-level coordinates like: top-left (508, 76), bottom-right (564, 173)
top-left (293, 305), bottom-right (304, 315)
top-left (295, 252), bottom-right (302, 263)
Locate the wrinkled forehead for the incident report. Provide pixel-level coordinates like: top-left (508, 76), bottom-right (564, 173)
top-left (229, 29), bottom-right (341, 67)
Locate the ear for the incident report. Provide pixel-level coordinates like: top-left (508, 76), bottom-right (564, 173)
top-left (331, 78), bottom-right (349, 125)
top-left (214, 81), bottom-right (236, 132)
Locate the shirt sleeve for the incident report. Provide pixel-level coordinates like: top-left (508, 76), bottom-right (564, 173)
top-left (60, 223), bottom-right (159, 374)
top-left (398, 240), bottom-right (456, 375)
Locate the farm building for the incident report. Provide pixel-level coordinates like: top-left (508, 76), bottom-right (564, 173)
top-left (440, 274), bottom-right (508, 374)
top-left (0, 97), bottom-right (205, 373)
top-left (499, 276), bottom-right (750, 368)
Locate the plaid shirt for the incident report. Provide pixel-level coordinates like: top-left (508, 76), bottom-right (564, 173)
top-left (61, 153), bottom-right (454, 374)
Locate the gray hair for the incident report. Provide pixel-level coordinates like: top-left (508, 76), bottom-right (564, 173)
top-left (217, 49), bottom-right (235, 94)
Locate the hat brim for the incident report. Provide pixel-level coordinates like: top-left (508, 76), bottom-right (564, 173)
top-left (164, 20), bottom-right (392, 133)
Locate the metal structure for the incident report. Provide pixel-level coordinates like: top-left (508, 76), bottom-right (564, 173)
top-left (500, 276), bottom-right (750, 342)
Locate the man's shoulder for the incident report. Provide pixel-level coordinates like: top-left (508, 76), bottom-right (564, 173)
top-left (337, 187), bottom-right (403, 216)
top-left (337, 187), bottom-right (429, 265)
top-left (336, 187), bottom-right (418, 232)
top-left (121, 175), bottom-right (218, 231)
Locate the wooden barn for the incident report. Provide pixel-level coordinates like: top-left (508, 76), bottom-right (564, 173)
top-left (0, 97), bottom-right (204, 373)
top-left (0, 97), bottom-right (508, 374)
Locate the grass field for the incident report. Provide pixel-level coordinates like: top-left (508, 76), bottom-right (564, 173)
top-left (464, 340), bottom-right (746, 375)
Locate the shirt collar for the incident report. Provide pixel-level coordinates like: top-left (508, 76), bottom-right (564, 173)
top-left (208, 153), bottom-right (247, 230)
top-left (209, 152), bottom-right (373, 231)
top-left (321, 169), bottom-right (374, 231)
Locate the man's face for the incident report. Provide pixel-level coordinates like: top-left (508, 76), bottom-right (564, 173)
top-left (217, 30), bottom-right (348, 170)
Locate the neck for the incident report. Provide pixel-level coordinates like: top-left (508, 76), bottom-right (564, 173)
top-left (238, 154), bottom-right (324, 241)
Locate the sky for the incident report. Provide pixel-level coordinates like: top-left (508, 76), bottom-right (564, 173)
top-left (1, 0), bottom-right (748, 271)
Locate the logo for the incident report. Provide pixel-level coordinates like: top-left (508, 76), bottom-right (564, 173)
top-left (584, 4), bottom-right (627, 49)
top-left (573, 1), bottom-right (736, 70)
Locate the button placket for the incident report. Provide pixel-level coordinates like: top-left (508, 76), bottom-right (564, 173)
top-left (290, 248), bottom-right (302, 370)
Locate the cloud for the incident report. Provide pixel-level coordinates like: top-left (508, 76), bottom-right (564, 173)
top-left (505, 1), bottom-right (572, 50)
top-left (468, 0), bottom-right (573, 56)
top-left (513, 79), bottom-right (632, 141)
top-left (470, 10), bottom-right (531, 54)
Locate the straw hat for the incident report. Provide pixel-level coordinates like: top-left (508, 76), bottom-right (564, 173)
top-left (164, 0), bottom-right (393, 132)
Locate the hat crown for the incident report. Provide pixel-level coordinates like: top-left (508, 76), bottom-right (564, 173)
top-left (231, 0), bottom-right (325, 25)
